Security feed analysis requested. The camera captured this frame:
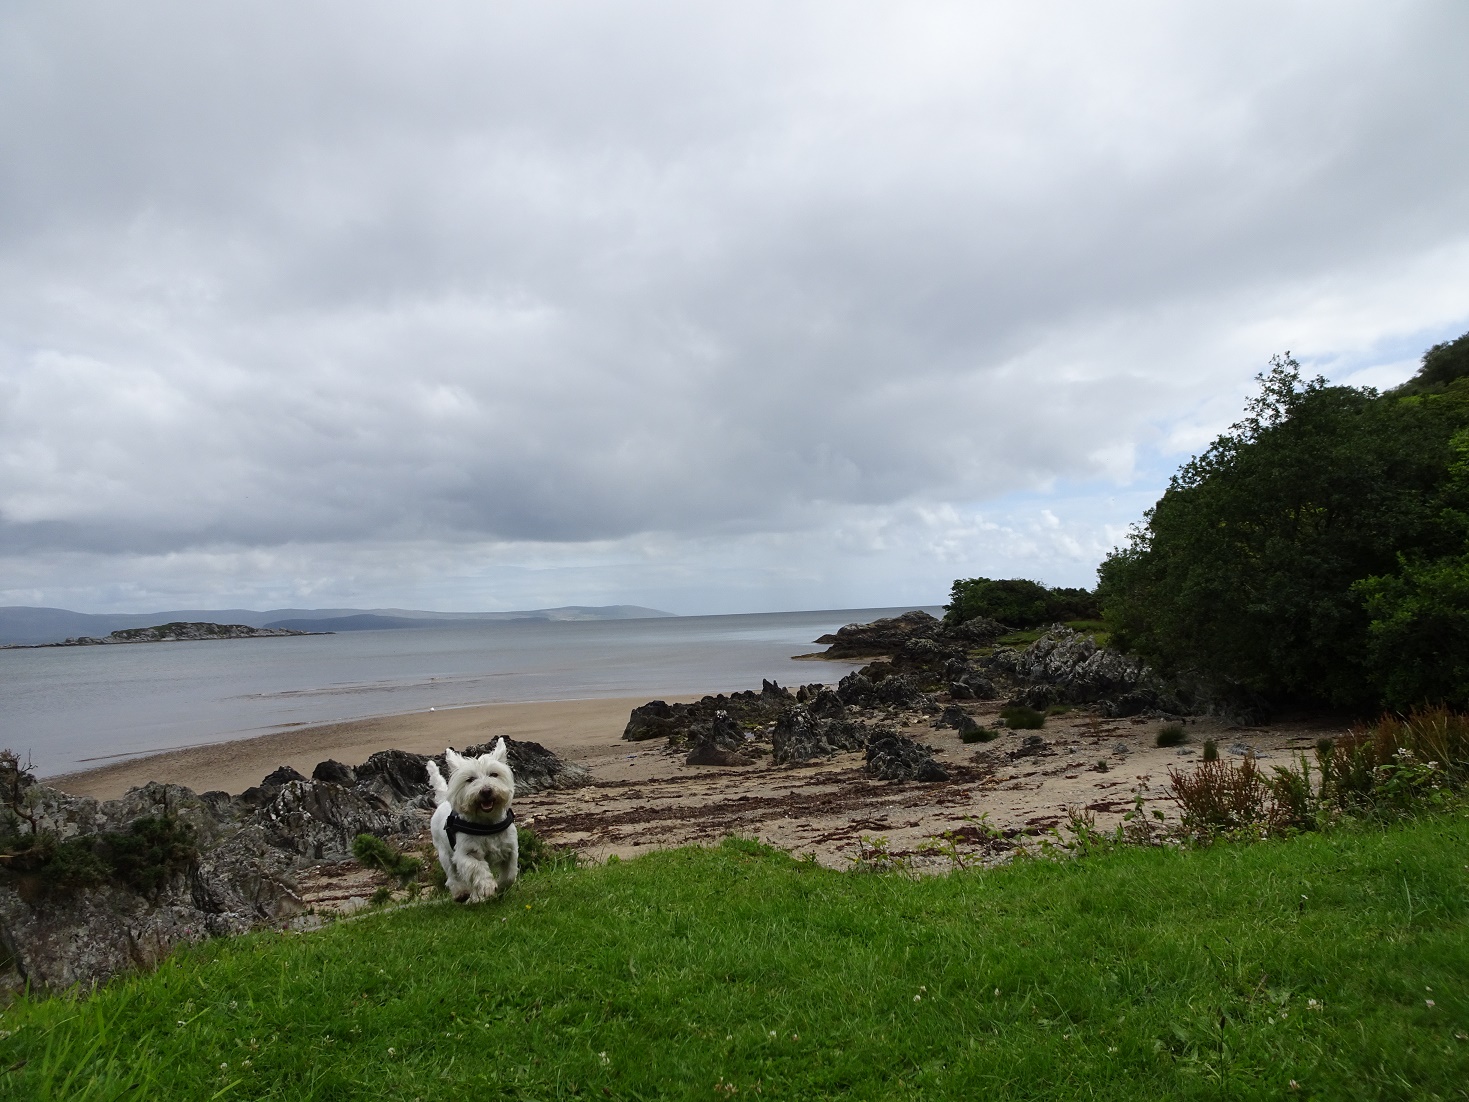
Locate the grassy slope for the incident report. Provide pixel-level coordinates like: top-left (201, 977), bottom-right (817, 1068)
top-left (3, 818), bottom-right (1467, 1101)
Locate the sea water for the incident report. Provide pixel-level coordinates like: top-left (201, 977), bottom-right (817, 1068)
top-left (0, 607), bottom-right (937, 777)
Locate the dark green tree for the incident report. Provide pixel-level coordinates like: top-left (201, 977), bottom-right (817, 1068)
top-left (945, 576), bottom-right (1099, 628)
top-left (1098, 348), bottom-right (1469, 709)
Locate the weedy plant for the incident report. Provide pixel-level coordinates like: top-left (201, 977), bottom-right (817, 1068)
top-left (999, 705), bottom-right (1045, 730)
top-left (1201, 739), bottom-right (1219, 762)
top-left (516, 824), bottom-right (579, 873)
top-left (1168, 708), bottom-right (1469, 839)
top-left (849, 834), bottom-right (911, 875)
top-left (959, 725), bottom-right (998, 744)
top-left (351, 833), bottom-right (423, 886)
top-left (1155, 724), bottom-right (1188, 747)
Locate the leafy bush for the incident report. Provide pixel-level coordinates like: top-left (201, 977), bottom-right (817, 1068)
top-left (944, 577), bottom-right (1099, 628)
top-left (1155, 725), bottom-right (1187, 747)
top-left (1201, 739), bottom-right (1218, 762)
top-left (960, 726), bottom-right (998, 744)
top-left (1099, 344), bottom-right (1469, 710)
top-left (102, 816), bottom-right (198, 896)
top-left (999, 705), bottom-right (1045, 730)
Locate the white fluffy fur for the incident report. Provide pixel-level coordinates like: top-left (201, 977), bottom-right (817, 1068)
top-left (426, 739), bottom-right (519, 903)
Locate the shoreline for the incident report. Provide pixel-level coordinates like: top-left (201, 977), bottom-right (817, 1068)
top-left (48, 695), bottom-right (704, 801)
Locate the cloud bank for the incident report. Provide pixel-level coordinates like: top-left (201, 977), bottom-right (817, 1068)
top-left (2, 1), bottom-right (1467, 612)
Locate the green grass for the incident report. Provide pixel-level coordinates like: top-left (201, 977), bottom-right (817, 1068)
top-left (994, 629), bottom-right (1045, 646)
top-left (3, 820), bottom-right (1468, 1100)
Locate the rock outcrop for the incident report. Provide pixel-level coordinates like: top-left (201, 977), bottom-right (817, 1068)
top-left (988, 626), bottom-right (1170, 716)
top-left (0, 737), bottom-right (590, 991)
top-left (770, 706), bottom-right (869, 765)
top-left (812, 609), bottom-right (1005, 658)
top-left (865, 734), bottom-right (948, 782)
top-left (622, 681), bottom-right (795, 745)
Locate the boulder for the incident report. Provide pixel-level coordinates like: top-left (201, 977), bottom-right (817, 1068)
top-left (864, 735), bottom-right (949, 782)
top-left (452, 738), bottom-right (594, 794)
top-left (312, 759), bottom-right (356, 786)
top-left (770, 706), bottom-right (867, 765)
top-left (835, 669), bottom-right (928, 709)
top-left (936, 616), bottom-right (1007, 644)
top-left (935, 705), bottom-right (985, 739)
top-left (621, 688), bottom-right (793, 746)
top-left (684, 741), bottom-right (754, 767)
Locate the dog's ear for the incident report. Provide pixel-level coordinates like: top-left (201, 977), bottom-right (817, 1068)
top-left (489, 737), bottom-right (508, 763)
top-left (445, 748), bottom-right (467, 771)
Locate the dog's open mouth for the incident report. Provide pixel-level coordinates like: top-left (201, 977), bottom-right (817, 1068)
top-left (476, 793), bottom-right (499, 813)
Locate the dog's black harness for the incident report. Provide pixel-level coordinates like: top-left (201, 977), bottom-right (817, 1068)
top-left (445, 808), bottom-right (515, 850)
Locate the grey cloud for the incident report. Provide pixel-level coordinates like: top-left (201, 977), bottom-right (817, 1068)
top-left (1, 2), bottom-right (1467, 589)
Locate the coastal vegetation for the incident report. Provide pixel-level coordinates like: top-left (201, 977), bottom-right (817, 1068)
top-left (1097, 336), bottom-right (1469, 712)
top-left (944, 577), bottom-right (1100, 629)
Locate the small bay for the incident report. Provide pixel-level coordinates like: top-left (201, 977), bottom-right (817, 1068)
top-left (0, 606), bottom-right (935, 777)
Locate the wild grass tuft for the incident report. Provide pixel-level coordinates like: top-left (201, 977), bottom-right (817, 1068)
top-left (999, 705), bottom-right (1045, 730)
top-left (351, 834), bottom-right (422, 886)
top-left (1155, 725), bottom-right (1188, 747)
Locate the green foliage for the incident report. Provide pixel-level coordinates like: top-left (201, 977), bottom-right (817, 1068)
top-left (999, 704), bottom-right (1045, 729)
top-left (944, 577), bottom-right (1100, 628)
top-left (1392, 330), bottom-right (1469, 396)
top-left (959, 725), bottom-right (998, 743)
top-left (1099, 345), bottom-right (1469, 709)
top-left (516, 824), bottom-right (579, 873)
top-left (1155, 725), bottom-right (1188, 748)
top-left (350, 833), bottom-right (422, 885)
top-left (1202, 739), bottom-right (1219, 762)
top-left (100, 816), bottom-right (198, 896)
top-left (5, 821), bottom-right (1469, 1099)
top-left (1355, 550), bottom-right (1469, 708)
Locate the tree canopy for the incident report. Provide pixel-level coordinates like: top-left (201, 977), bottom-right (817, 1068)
top-left (1098, 340), bottom-right (1469, 711)
top-left (944, 576), bottom-right (1099, 629)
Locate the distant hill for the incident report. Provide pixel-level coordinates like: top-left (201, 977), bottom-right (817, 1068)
top-left (262, 614), bottom-right (431, 632)
top-left (0, 604), bottom-right (674, 646)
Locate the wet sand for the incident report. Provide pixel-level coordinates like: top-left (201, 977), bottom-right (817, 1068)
top-left (48, 696), bottom-right (702, 801)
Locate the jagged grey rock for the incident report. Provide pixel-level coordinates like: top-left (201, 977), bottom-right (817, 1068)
top-left (0, 737), bottom-right (590, 990)
top-left (989, 626), bottom-right (1167, 716)
top-left (864, 734), bottom-right (948, 782)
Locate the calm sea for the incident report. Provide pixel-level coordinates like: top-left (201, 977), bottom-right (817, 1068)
top-left (0, 607), bottom-right (937, 777)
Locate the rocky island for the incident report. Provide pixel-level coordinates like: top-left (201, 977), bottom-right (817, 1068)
top-left (7, 621), bottom-right (324, 648)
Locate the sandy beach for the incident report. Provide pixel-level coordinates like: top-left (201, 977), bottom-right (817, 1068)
top-left (48, 696), bottom-right (698, 801)
top-left (49, 690), bottom-right (1351, 873)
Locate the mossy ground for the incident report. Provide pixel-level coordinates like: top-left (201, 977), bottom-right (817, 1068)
top-left (3, 816), bottom-right (1467, 1100)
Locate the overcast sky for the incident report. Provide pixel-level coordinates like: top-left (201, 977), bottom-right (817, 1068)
top-left (2, 2), bottom-right (1467, 616)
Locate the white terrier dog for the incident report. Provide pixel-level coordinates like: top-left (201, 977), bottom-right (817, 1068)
top-left (426, 740), bottom-right (519, 903)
